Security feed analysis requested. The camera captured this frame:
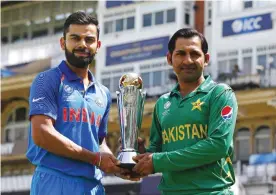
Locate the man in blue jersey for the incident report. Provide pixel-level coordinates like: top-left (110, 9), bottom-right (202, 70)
top-left (26, 11), bottom-right (123, 195)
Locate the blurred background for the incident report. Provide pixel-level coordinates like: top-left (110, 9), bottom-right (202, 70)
top-left (1, 0), bottom-right (276, 195)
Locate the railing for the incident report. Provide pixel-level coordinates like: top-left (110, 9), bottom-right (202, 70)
top-left (218, 70), bottom-right (276, 89)
top-left (2, 33), bottom-right (63, 67)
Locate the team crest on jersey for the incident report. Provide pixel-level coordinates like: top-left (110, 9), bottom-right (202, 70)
top-left (64, 85), bottom-right (74, 94)
top-left (94, 97), bottom-right (104, 108)
top-left (221, 106), bottom-right (232, 120)
top-left (164, 101), bottom-right (171, 109)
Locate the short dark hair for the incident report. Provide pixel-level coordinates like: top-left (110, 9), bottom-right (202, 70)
top-left (168, 28), bottom-right (208, 54)
top-left (63, 11), bottom-right (100, 40)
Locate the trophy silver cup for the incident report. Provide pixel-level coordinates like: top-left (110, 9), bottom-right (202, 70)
top-left (116, 73), bottom-right (146, 170)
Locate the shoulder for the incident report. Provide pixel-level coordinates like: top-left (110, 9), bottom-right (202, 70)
top-left (155, 92), bottom-right (171, 107)
top-left (32, 67), bottom-right (61, 87)
top-left (95, 80), bottom-right (110, 95)
top-left (209, 82), bottom-right (236, 102)
top-left (94, 80), bottom-right (111, 105)
top-left (210, 82), bottom-right (233, 96)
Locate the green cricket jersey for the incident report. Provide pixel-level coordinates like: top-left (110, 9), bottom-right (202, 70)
top-left (147, 76), bottom-right (238, 195)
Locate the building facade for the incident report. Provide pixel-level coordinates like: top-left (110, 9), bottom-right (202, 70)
top-left (1, 1), bottom-right (276, 195)
top-left (95, 0), bottom-right (200, 98)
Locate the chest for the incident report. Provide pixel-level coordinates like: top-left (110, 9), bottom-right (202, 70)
top-left (159, 94), bottom-right (211, 127)
top-left (58, 81), bottom-right (107, 122)
top-left (157, 94), bottom-right (211, 149)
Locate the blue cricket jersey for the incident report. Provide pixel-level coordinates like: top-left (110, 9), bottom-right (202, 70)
top-left (26, 61), bottom-right (111, 181)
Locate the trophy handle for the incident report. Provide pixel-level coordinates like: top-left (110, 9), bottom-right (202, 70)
top-left (116, 90), bottom-right (125, 149)
top-left (137, 90), bottom-right (146, 130)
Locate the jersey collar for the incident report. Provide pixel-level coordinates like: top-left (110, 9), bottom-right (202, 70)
top-left (170, 75), bottom-right (216, 97)
top-left (58, 60), bottom-right (94, 82)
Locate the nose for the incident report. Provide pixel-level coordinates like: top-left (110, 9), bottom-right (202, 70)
top-left (182, 54), bottom-right (193, 64)
top-left (78, 39), bottom-right (87, 48)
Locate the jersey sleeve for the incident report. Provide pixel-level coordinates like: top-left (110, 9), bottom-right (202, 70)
top-left (152, 85), bottom-right (238, 172)
top-left (98, 86), bottom-right (111, 138)
top-left (146, 102), bottom-right (163, 153)
top-left (29, 71), bottom-right (60, 121)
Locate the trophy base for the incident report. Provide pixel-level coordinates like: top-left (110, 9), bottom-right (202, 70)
top-left (117, 151), bottom-right (141, 178)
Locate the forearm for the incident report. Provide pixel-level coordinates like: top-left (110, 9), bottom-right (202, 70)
top-left (153, 137), bottom-right (229, 172)
top-left (35, 124), bottom-right (96, 164)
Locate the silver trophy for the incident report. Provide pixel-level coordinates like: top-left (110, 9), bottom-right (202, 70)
top-left (116, 73), bottom-right (146, 170)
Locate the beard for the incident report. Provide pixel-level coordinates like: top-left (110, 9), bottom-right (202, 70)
top-left (65, 46), bottom-right (95, 69)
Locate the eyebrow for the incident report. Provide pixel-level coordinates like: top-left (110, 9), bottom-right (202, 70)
top-left (175, 48), bottom-right (201, 53)
top-left (69, 34), bottom-right (96, 38)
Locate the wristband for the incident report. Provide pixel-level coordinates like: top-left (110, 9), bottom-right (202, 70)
top-left (92, 152), bottom-right (100, 166)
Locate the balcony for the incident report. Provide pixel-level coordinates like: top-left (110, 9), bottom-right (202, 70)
top-left (217, 68), bottom-right (276, 90)
top-left (1, 33), bottom-right (63, 67)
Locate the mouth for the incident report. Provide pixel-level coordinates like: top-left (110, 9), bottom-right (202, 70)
top-left (180, 67), bottom-right (196, 73)
top-left (73, 49), bottom-right (91, 57)
top-left (74, 52), bottom-right (90, 57)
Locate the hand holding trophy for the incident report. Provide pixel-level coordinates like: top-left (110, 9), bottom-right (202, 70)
top-left (116, 73), bottom-right (146, 177)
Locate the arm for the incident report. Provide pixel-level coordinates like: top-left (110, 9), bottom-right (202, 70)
top-left (152, 87), bottom-right (238, 172)
top-left (145, 104), bottom-right (163, 153)
top-left (29, 73), bottom-right (120, 173)
top-left (32, 115), bottom-right (98, 164)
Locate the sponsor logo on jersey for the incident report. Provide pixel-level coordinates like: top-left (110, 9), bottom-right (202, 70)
top-left (164, 101), bottom-right (171, 109)
top-left (221, 106), bottom-right (232, 120)
top-left (64, 85), bottom-right (74, 94)
top-left (94, 97), bottom-right (104, 108)
top-left (32, 97), bottom-right (45, 102)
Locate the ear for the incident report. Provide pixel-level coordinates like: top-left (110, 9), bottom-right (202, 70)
top-left (96, 40), bottom-right (101, 53)
top-left (204, 53), bottom-right (210, 67)
top-left (60, 37), bottom-right (65, 51)
top-left (167, 52), bottom-right (173, 66)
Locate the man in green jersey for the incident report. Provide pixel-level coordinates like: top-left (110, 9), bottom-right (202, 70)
top-left (132, 28), bottom-right (238, 195)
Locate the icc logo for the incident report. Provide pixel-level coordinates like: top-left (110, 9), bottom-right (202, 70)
top-left (231, 16), bottom-right (262, 33)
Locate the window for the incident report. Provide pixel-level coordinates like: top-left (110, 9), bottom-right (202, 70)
top-left (242, 57), bottom-right (252, 74)
top-left (104, 16), bottom-right (135, 34)
top-left (184, 2), bottom-right (191, 25)
top-left (54, 26), bottom-right (64, 34)
top-left (141, 72), bottom-right (150, 88)
top-left (166, 9), bottom-right (175, 23)
top-left (4, 107), bottom-right (29, 143)
top-left (143, 13), bottom-right (152, 27)
top-left (102, 78), bottom-right (111, 90)
top-left (32, 29), bottom-right (48, 39)
top-left (112, 76), bottom-right (121, 92)
top-left (244, 0), bottom-right (253, 9)
top-left (104, 21), bottom-right (113, 34)
top-left (115, 19), bottom-right (124, 32)
top-left (235, 129), bottom-right (250, 161)
top-left (207, 9), bottom-right (212, 25)
top-left (152, 71), bottom-right (162, 86)
top-left (7, 114), bottom-right (13, 124)
top-left (269, 53), bottom-right (276, 68)
top-left (5, 129), bottom-right (12, 143)
top-left (165, 69), bottom-right (176, 85)
top-left (257, 55), bottom-right (267, 74)
top-left (229, 59), bottom-right (238, 74)
top-left (255, 126), bottom-right (270, 153)
top-left (184, 13), bottom-right (190, 25)
top-left (126, 17), bottom-right (135, 29)
top-left (218, 60), bottom-right (228, 74)
top-left (155, 11), bottom-right (164, 25)
top-left (16, 107), bottom-right (27, 122)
